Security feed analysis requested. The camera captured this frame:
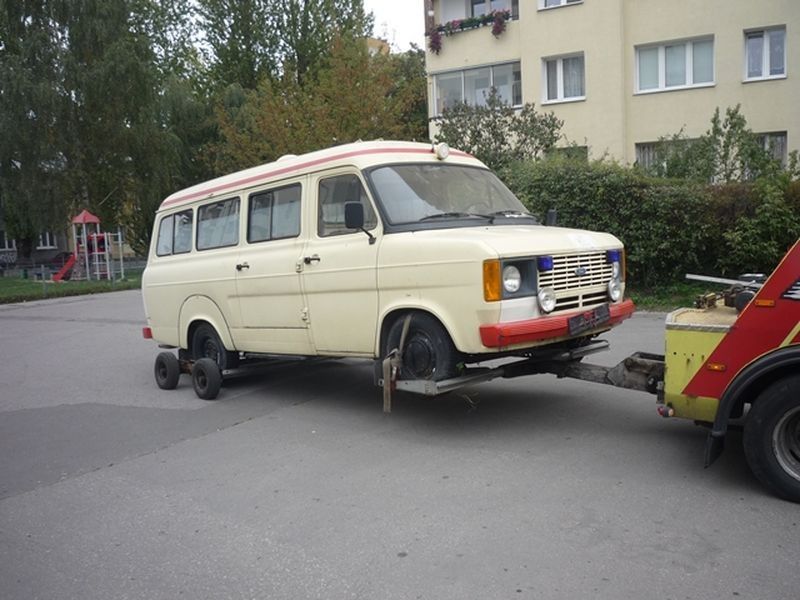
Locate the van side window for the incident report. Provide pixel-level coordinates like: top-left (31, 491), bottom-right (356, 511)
top-left (156, 210), bottom-right (193, 256)
top-left (318, 174), bottom-right (377, 237)
top-left (156, 215), bottom-right (174, 256)
top-left (197, 197), bottom-right (240, 250)
top-left (248, 184), bottom-right (301, 243)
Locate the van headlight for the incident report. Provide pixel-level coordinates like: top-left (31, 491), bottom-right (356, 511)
top-left (608, 278), bottom-right (622, 302)
top-left (538, 286), bottom-right (557, 313)
top-left (502, 265), bottom-right (521, 293)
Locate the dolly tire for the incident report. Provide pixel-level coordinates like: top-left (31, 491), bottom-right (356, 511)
top-left (154, 352), bottom-right (180, 390)
top-left (192, 358), bottom-right (222, 401)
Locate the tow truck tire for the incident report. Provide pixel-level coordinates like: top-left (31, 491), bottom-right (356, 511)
top-left (192, 357), bottom-right (222, 401)
top-left (385, 313), bottom-right (459, 381)
top-left (154, 352), bottom-right (180, 390)
top-left (743, 374), bottom-right (800, 503)
top-left (191, 323), bottom-right (239, 371)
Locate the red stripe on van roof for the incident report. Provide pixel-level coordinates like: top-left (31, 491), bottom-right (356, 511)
top-left (160, 146), bottom-right (473, 210)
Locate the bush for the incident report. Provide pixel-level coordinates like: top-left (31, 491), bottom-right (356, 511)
top-left (504, 158), bottom-right (799, 286)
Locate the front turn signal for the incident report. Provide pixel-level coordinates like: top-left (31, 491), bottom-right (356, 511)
top-left (483, 259), bottom-right (501, 302)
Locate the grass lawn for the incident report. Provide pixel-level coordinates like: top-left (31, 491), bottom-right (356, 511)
top-left (627, 281), bottom-right (715, 311)
top-left (0, 270), bottom-right (143, 304)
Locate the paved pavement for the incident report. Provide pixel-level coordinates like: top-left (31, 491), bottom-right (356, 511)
top-left (0, 290), bottom-right (798, 599)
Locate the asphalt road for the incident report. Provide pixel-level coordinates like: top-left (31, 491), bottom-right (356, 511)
top-left (0, 290), bottom-right (797, 600)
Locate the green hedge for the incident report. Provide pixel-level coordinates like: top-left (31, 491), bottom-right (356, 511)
top-left (504, 159), bottom-right (800, 287)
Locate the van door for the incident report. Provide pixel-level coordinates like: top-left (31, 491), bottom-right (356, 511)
top-left (300, 170), bottom-right (380, 355)
top-left (232, 181), bottom-right (314, 355)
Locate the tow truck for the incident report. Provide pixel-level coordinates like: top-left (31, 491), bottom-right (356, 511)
top-left (152, 240), bottom-right (800, 502)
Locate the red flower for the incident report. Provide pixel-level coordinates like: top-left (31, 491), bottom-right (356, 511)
top-left (429, 29), bottom-right (442, 54)
top-left (492, 12), bottom-right (507, 37)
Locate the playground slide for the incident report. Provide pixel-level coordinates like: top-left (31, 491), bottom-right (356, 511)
top-left (53, 254), bottom-right (76, 282)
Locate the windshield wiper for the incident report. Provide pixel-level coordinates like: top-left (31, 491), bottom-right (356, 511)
top-left (420, 212), bottom-right (481, 221)
top-left (487, 210), bottom-right (538, 224)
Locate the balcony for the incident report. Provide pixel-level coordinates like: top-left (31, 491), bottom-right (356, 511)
top-left (428, 0), bottom-right (519, 55)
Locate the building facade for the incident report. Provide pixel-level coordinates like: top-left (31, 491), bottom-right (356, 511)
top-left (424, 0), bottom-right (798, 165)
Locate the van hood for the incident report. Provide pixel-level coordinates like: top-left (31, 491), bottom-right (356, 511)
top-left (403, 224), bottom-right (622, 257)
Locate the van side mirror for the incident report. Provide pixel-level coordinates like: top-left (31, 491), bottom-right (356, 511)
top-left (345, 202), bottom-right (364, 229)
top-left (344, 201), bottom-right (376, 245)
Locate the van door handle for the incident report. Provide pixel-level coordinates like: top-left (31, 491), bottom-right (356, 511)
top-left (236, 262), bottom-right (250, 271)
top-left (303, 255), bottom-right (321, 265)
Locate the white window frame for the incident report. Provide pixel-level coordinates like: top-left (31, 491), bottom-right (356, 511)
top-left (744, 26), bottom-right (787, 82)
top-left (433, 61), bottom-right (523, 117)
top-left (635, 37), bottom-right (714, 94)
top-left (542, 53), bottom-right (585, 104)
top-left (0, 230), bottom-right (16, 251)
top-left (37, 231), bottom-right (57, 249)
top-left (756, 131), bottom-right (788, 167)
top-left (539, 0), bottom-right (582, 10)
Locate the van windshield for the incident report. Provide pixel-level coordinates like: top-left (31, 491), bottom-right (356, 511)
top-left (367, 164), bottom-right (536, 226)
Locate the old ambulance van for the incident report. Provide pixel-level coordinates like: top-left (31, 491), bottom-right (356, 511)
top-left (142, 141), bottom-right (634, 383)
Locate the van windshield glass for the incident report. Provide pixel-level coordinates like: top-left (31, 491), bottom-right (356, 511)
top-left (367, 164), bottom-right (534, 225)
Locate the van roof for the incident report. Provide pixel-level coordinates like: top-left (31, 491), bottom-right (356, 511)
top-left (159, 140), bottom-right (479, 211)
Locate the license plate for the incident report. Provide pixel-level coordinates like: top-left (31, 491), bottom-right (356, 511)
top-left (568, 303), bottom-right (611, 336)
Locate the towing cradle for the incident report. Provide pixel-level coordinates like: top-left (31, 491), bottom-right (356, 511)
top-left (379, 338), bottom-right (665, 410)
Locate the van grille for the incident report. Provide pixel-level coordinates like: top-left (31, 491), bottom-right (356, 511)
top-left (538, 252), bottom-right (613, 312)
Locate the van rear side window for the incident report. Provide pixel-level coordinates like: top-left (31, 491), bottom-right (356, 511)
top-left (197, 197), bottom-right (240, 250)
top-left (156, 210), bottom-right (193, 256)
top-left (248, 184), bottom-right (301, 243)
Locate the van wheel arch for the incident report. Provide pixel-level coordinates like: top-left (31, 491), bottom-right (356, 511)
top-left (188, 320), bottom-right (239, 371)
top-left (381, 309), bottom-right (461, 381)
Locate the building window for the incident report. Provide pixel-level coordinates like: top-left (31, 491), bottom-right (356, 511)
top-left (636, 38), bottom-right (714, 93)
top-left (37, 231), bottom-right (57, 249)
top-left (745, 27), bottom-right (786, 80)
top-left (0, 229), bottom-right (16, 251)
top-left (434, 62), bottom-right (522, 115)
top-left (540, 0), bottom-right (582, 9)
top-left (471, 0), bottom-right (518, 17)
top-left (543, 53), bottom-right (585, 102)
top-left (757, 131), bottom-right (788, 167)
top-left (442, 0), bottom-right (518, 21)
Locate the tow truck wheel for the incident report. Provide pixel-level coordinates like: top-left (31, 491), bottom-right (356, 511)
top-left (192, 357), bottom-right (222, 400)
top-left (154, 352), bottom-right (180, 390)
top-left (743, 374), bottom-right (800, 503)
top-left (385, 313), bottom-right (459, 381)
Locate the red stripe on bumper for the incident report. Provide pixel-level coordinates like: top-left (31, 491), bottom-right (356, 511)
top-left (479, 299), bottom-right (636, 348)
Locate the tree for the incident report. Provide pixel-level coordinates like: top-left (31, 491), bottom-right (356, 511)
top-left (433, 90), bottom-right (563, 174)
top-left (197, 0), bottom-right (276, 91)
top-left (275, 0), bottom-right (373, 84)
top-left (206, 35), bottom-right (424, 175)
top-left (0, 0), bottom-right (70, 259)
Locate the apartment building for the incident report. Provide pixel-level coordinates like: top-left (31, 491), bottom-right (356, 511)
top-left (423, 0), bottom-right (798, 165)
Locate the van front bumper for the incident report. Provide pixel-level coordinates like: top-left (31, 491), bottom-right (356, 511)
top-left (479, 299), bottom-right (635, 348)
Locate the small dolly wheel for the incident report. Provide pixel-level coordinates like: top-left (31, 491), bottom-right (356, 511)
top-left (154, 352), bottom-right (180, 390)
top-left (192, 357), bottom-right (222, 400)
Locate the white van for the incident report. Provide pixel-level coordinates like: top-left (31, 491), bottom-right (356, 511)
top-left (142, 141), bottom-right (634, 383)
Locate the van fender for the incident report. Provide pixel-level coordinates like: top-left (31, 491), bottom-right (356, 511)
top-left (179, 295), bottom-right (236, 351)
top-left (376, 300), bottom-right (465, 357)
